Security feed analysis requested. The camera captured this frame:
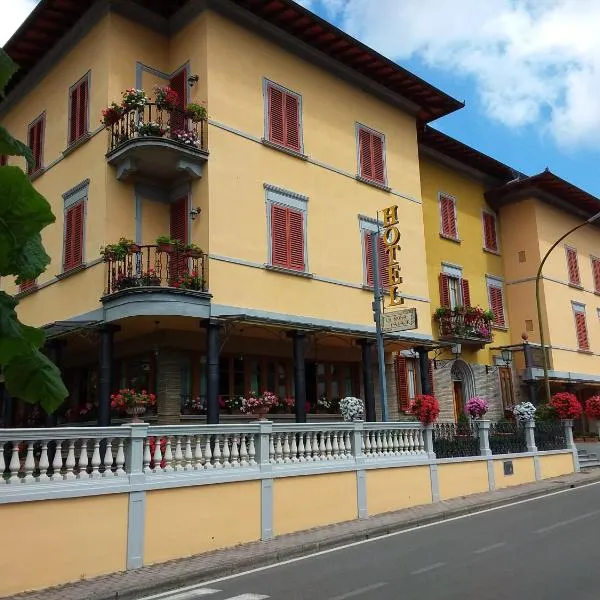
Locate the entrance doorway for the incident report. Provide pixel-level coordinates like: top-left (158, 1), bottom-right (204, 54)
top-left (451, 360), bottom-right (476, 422)
top-left (453, 380), bottom-right (464, 421)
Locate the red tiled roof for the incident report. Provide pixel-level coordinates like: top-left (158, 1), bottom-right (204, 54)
top-left (3, 0), bottom-right (463, 122)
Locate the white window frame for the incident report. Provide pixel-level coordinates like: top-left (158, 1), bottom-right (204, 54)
top-left (264, 183), bottom-right (309, 272)
top-left (481, 208), bottom-right (500, 253)
top-left (486, 275), bottom-right (507, 328)
top-left (438, 192), bottom-right (459, 240)
top-left (442, 262), bottom-right (463, 309)
top-left (564, 244), bottom-right (581, 286)
top-left (572, 301), bottom-right (589, 350)
top-left (358, 215), bottom-right (384, 287)
top-left (62, 178), bottom-right (90, 271)
top-left (355, 122), bottom-right (388, 187)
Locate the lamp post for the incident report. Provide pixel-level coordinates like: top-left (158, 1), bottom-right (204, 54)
top-left (535, 210), bottom-right (600, 403)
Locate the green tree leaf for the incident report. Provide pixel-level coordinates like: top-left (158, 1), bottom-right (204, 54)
top-left (0, 166), bottom-right (55, 276)
top-left (12, 232), bottom-right (51, 282)
top-left (3, 350), bottom-right (68, 413)
top-left (0, 126), bottom-right (34, 168)
top-left (0, 51), bottom-right (17, 96)
top-left (0, 292), bottom-right (45, 362)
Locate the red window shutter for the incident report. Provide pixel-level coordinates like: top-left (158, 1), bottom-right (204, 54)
top-left (483, 213), bottom-right (498, 251)
top-left (284, 92), bottom-right (300, 151)
top-left (395, 355), bottom-right (410, 411)
top-left (78, 79), bottom-right (88, 139)
top-left (575, 312), bottom-right (589, 350)
top-left (371, 133), bottom-right (385, 184)
top-left (566, 247), bottom-right (581, 285)
top-left (364, 232), bottom-right (373, 287)
top-left (0, 155), bottom-right (6, 166)
top-left (439, 273), bottom-right (450, 307)
top-left (170, 197), bottom-right (188, 281)
top-left (271, 204), bottom-right (289, 268)
top-left (288, 209), bottom-right (305, 271)
top-left (169, 69), bottom-right (187, 132)
top-left (358, 128), bottom-right (373, 181)
top-left (28, 118), bottom-right (43, 173)
top-left (268, 85), bottom-right (285, 146)
top-left (489, 286), bottom-right (505, 327)
top-left (364, 232), bottom-right (388, 288)
top-left (19, 279), bottom-right (36, 292)
top-left (64, 201), bottom-right (84, 271)
top-left (427, 359), bottom-right (435, 394)
top-left (461, 279), bottom-right (471, 307)
top-left (440, 196), bottom-right (457, 238)
top-left (592, 258), bottom-right (600, 293)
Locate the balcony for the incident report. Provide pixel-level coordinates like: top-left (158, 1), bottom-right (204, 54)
top-left (105, 103), bottom-right (208, 184)
top-left (434, 307), bottom-right (493, 346)
top-left (103, 244), bottom-right (208, 298)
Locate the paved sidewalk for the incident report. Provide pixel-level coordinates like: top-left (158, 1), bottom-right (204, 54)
top-left (8, 470), bottom-right (600, 600)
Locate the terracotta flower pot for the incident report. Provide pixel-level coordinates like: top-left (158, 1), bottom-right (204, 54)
top-left (158, 243), bottom-right (175, 254)
top-left (253, 406), bottom-right (270, 421)
top-left (126, 405), bottom-right (146, 423)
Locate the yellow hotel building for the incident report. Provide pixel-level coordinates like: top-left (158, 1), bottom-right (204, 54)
top-left (0, 0), bottom-right (598, 429)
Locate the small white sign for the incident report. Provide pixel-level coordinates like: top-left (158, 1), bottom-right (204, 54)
top-left (381, 308), bottom-right (418, 333)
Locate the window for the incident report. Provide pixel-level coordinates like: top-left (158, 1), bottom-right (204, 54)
top-left (486, 276), bottom-right (506, 327)
top-left (439, 265), bottom-right (470, 309)
top-left (525, 319), bottom-right (534, 332)
top-left (565, 246), bottom-right (581, 286)
top-left (169, 68), bottom-right (188, 132)
top-left (572, 303), bottom-right (590, 351)
top-left (482, 210), bottom-right (499, 253)
top-left (69, 73), bottom-right (89, 144)
top-left (170, 196), bottom-right (189, 282)
top-left (19, 279), bottom-right (37, 293)
top-left (0, 155), bottom-right (7, 166)
top-left (439, 194), bottom-right (458, 240)
top-left (499, 367), bottom-right (515, 411)
top-left (265, 184), bottom-right (307, 272)
top-left (264, 80), bottom-right (302, 153)
top-left (591, 256), bottom-right (600, 293)
top-left (27, 113), bottom-right (45, 174)
top-left (359, 217), bottom-right (389, 289)
top-left (396, 355), bottom-right (434, 411)
top-left (356, 124), bottom-right (386, 185)
top-left (62, 180), bottom-right (89, 272)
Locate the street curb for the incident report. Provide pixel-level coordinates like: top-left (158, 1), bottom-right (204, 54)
top-left (92, 472), bottom-right (600, 600)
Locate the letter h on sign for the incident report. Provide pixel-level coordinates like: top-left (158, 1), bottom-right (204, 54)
top-left (382, 204), bottom-right (403, 307)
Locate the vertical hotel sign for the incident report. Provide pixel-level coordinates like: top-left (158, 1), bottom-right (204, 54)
top-left (381, 204), bottom-right (403, 308)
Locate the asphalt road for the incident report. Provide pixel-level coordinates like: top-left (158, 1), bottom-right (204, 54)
top-left (142, 482), bottom-right (600, 600)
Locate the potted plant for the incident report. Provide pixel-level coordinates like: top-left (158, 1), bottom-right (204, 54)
top-left (101, 102), bottom-right (124, 127)
top-left (156, 235), bottom-right (176, 253)
top-left (465, 396), bottom-right (489, 420)
top-left (153, 85), bottom-right (179, 111)
top-left (184, 242), bottom-right (202, 258)
top-left (185, 102), bottom-right (207, 122)
top-left (585, 395), bottom-right (600, 420)
top-left (550, 392), bottom-right (583, 420)
top-left (410, 394), bottom-right (440, 424)
top-left (339, 396), bottom-right (365, 422)
top-left (140, 269), bottom-right (161, 286)
top-left (171, 129), bottom-right (200, 146)
top-left (136, 121), bottom-right (168, 137)
top-left (100, 241), bottom-right (128, 261)
top-left (110, 388), bottom-right (156, 422)
top-left (173, 271), bottom-right (204, 291)
top-left (121, 88), bottom-right (148, 111)
top-left (114, 273), bottom-right (140, 291)
top-left (316, 394), bottom-right (332, 414)
top-left (184, 397), bottom-right (205, 415)
top-left (512, 401), bottom-right (537, 422)
top-left (241, 390), bottom-right (278, 420)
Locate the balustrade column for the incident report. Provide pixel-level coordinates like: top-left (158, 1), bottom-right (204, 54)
top-left (423, 423), bottom-right (436, 458)
top-left (98, 325), bottom-right (120, 427)
top-left (358, 340), bottom-right (376, 422)
top-left (205, 319), bottom-right (220, 425)
top-left (126, 423), bottom-right (148, 483)
top-left (476, 419), bottom-right (492, 456)
top-left (290, 331), bottom-right (307, 423)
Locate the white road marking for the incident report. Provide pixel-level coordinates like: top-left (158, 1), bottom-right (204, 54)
top-left (473, 542), bottom-right (506, 554)
top-left (328, 582), bottom-right (387, 599)
top-left (411, 562), bottom-right (445, 575)
top-left (535, 509), bottom-right (600, 534)
top-left (138, 480), bottom-right (600, 598)
top-left (139, 588), bottom-right (221, 599)
top-left (223, 595), bottom-right (269, 600)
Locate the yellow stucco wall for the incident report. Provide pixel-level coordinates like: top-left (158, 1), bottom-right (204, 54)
top-left (539, 452), bottom-right (575, 479)
top-left (273, 472), bottom-right (358, 535)
top-left (0, 494), bottom-right (128, 597)
top-left (366, 465), bottom-right (432, 515)
top-left (437, 460), bottom-right (489, 500)
top-left (144, 480), bottom-right (261, 564)
top-left (493, 456), bottom-right (536, 489)
top-left (420, 158), bottom-right (510, 364)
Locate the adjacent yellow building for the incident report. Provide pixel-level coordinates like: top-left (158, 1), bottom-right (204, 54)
top-left (0, 0), bottom-right (598, 428)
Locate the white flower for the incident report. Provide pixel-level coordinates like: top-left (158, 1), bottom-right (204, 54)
top-left (339, 396), bottom-right (364, 422)
top-left (513, 402), bottom-right (536, 421)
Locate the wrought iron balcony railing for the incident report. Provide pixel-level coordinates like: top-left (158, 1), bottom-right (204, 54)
top-left (106, 103), bottom-right (208, 154)
top-left (434, 307), bottom-right (493, 344)
top-left (104, 244), bottom-right (207, 296)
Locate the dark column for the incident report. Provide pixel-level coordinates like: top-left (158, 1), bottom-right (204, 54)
top-left (0, 371), bottom-right (13, 428)
top-left (291, 332), bottom-right (307, 423)
top-left (417, 346), bottom-right (431, 395)
top-left (45, 339), bottom-right (66, 427)
top-left (205, 319), bottom-right (220, 425)
top-left (98, 325), bottom-right (119, 426)
top-left (527, 382), bottom-right (537, 405)
top-left (359, 340), bottom-right (376, 422)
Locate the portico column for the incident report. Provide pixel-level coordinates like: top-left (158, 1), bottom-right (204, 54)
top-left (0, 370), bottom-right (13, 428)
top-left (291, 331), bottom-right (307, 423)
top-left (358, 340), bottom-right (376, 422)
top-left (45, 339), bottom-right (66, 427)
top-left (417, 346), bottom-right (431, 395)
top-left (98, 325), bottom-right (119, 427)
top-left (205, 319), bottom-right (220, 425)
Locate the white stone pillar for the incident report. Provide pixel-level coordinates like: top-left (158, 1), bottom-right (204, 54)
top-left (563, 419), bottom-right (580, 473)
top-left (524, 419), bottom-right (537, 453)
top-left (476, 419), bottom-right (492, 457)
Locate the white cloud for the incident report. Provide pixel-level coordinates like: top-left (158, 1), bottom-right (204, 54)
top-left (0, 0), bottom-right (39, 46)
top-left (309, 0), bottom-right (600, 149)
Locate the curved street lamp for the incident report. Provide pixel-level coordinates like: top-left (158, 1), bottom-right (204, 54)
top-left (535, 210), bottom-right (600, 403)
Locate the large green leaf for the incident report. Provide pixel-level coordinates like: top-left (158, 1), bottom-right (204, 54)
top-left (0, 167), bottom-right (55, 276)
top-left (0, 51), bottom-right (17, 96)
top-left (0, 292), bottom-right (45, 362)
top-left (4, 350), bottom-right (68, 413)
top-left (12, 232), bottom-right (51, 282)
top-left (0, 126), bottom-right (34, 168)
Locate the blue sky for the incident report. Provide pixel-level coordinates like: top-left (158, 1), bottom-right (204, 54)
top-left (4, 0), bottom-right (600, 197)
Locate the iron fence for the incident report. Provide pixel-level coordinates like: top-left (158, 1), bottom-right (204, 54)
top-left (489, 421), bottom-right (527, 454)
top-left (433, 422), bottom-right (479, 458)
top-left (535, 420), bottom-right (567, 451)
